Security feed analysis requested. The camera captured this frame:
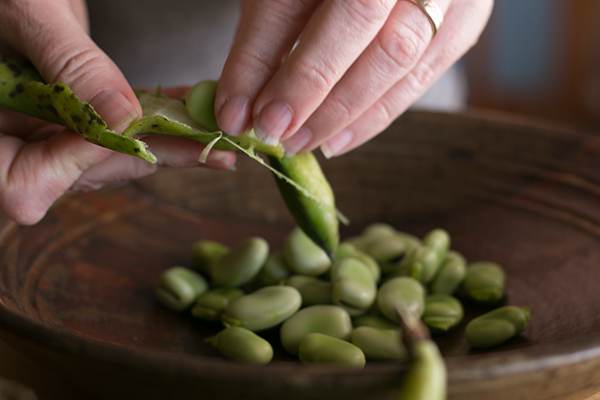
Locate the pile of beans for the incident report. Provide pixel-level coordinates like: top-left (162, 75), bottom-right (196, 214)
top-left (155, 223), bottom-right (530, 367)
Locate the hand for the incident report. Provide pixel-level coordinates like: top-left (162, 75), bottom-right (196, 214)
top-left (216, 0), bottom-right (493, 157)
top-left (0, 0), bottom-right (236, 225)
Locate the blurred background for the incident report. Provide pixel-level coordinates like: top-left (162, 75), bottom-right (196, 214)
top-left (464, 0), bottom-right (600, 130)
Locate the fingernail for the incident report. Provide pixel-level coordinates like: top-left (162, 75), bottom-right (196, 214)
top-left (217, 95), bottom-right (250, 135)
top-left (321, 129), bottom-right (353, 159)
top-left (253, 102), bottom-right (293, 146)
top-left (205, 151), bottom-right (237, 171)
top-left (282, 127), bottom-right (312, 157)
top-left (89, 89), bottom-right (138, 134)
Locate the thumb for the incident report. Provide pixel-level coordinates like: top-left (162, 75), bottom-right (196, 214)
top-left (1, 0), bottom-right (141, 132)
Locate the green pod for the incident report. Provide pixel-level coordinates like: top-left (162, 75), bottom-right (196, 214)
top-left (268, 153), bottom-right (339, 258)
top-left (398, 341), bottom-right (446, 400)
top-left (280, 305), bottom-right (352, 355)
top-left (191, 240), bottom-right (229, 274)
top-left (191, 287), bottom-right (244, 321)
top-left (352, 314), bottom-right (398, 331)
top-left (222, 286), bottom-right (301, 331)
top-left (155, 267), bottom-right (209, 312)
top-left (377, 277), bottom-right (425, 323)
top-left (185, 80), bottom-right (220, 131)
top-left (350, 326), bottom-right (408, 361)
top-left (206, 326), bottom-right (273, 365)
top-left (422, 294), bottom-right (464, 333)
top-left (462, 261), bottom-right (506, 304)
top-left (284, 226), bottom-right (331, 276)
top-left (209, 237), bottom-right (269, 287)
top-left (429, 251), bottom-right (467, 295)
top-left (252, 252), bottom-right (291, 289)
top-left (465, 306), bottom-right (531, 349)
top-left (298, 333), bottom-right (366, 368)
top-left (334, 243), bottom-right (381, 283)
top-left (331, 258), bottom-right (377, 316)
top-left (284, 275), bottom-right (332, 307)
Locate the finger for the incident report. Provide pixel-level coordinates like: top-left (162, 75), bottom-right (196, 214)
top-left (319, 0), bottom-right (494, 158)
top-left (215, 0), bottom-right (321, 136)
top-left (281, 0), bottom-right (451, 156)
top-left (250, 0), bottom-right (397, 147)
top-left (71, 136), bottom-right (237, 192)
top-left (0, 129), bottom-right (110, 225)
top-left (0, 0), bottom-right (140, 133)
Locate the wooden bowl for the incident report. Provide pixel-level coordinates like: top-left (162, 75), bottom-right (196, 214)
top-left (2, 110), bottom-right (600, 400)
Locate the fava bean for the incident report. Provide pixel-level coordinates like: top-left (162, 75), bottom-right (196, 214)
top-left (352, 314), bottom-right (398, 331)
top-left (252, 252), bottom-right (290, 289)
top-left (284, 275), bottom-right (332, 307)
top-left (422, 228), bottom-right (450, 257)
top-left (465, 306), bottom-right (531, 349)
top-left (331, 258), bottom-right (377, 316)
top-left (185, 80), bottom-right (220, 132)
top-left (206, 326), bottom-right (273, 365)
top-left (191, 240), bottom-right (229, 274)
top-left (429, 251), bottom-right (467, 295)
top-left (284, 226), bottom-right (331, 276)
top-left (350, 326), bottom-right (407, 361)
top-left (422, 294), bottom-right (464, 333)
top-left (377, 277), bottom-right (425, 323)
top-left (155, 267), bottom-right (208, 312)
top-left (222, 286), bottom-right (301, 332)
top-left (298, 333), bottom-right (366, 368)
top-left (209, 237), bottom-right (269, 287)
top-left (462, 261), bottom-right (506, 304)
top-left (280, 305), bottom-right (352, 355)
top-left (334, 243), bottom-right (380, 283)
top-left (191, 287), bottom-right (244, 322)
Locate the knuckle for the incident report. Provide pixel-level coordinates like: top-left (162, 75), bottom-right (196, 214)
top-left (50, 47), bottom-right (104, 87)
top-left (369, 100), bottom-right (395, 131)
top-left (407, 61), bottom-right (436, 93)
top-left (234, 46), bottom-right (282, 76)
top-left (326, 90), bottom-right (356, 122)
top-left (290, 58), bottom-right (337, 95)
top-left (375, 20), bottom-right (427, 73)
top-left (345, 0), bottom-right (395, 27)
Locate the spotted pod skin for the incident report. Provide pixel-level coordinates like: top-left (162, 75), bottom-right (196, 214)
top-left (268, 152), bottom-right (339, 258)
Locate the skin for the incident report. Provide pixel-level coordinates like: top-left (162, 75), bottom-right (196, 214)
top-left (0, 0), bottom-right (494, 225)
top-left (0, 0), bottom-right (236, 225)
top-left (216, 0), bottom-right (494, 158)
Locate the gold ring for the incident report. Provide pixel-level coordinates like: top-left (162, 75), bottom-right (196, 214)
top-left (406, 0), bottom-right (444, 37)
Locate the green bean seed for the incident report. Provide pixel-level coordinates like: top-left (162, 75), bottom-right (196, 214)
top-left (206, 326), bottom-right (273, 365)
top-left (155, 266), bottom-right (209, 312)
top-left (252, 252), bottom-right (290, 289)
top-left (222, 286), bottom-right (301, 332)
top-left (284, 226), bottom-right (331, 276)
top-left (352, 314), bottom-right (398, 331)
top-left (462, 261), bottom-right (506, 304)
top-left (422, 228), bottom-right (450, 256)
top-left (185, 80), bottom-right (220, 131)
top-left (377, 277), bottom-right (425, 323)
top-left (422, 294), bottom-right (464, 333)
top-left (331, 258), bottom-right (377, 316)
top-left (298, 333), bottom-right (366, 368)
top-left (334, 243), bottom-right (380, 283)
top-left (280, 305), bottom-right (352, 355)
top-left (350, 326), bottom-right (407, 361)
top-left (209, 237), bottom-right (269, 287)
top-left (268, 153), bottom-right (339, 258)
top-left (465, 306), bottom-right (531, 349)
top-left (361, 223), bottom-right (398, 238)
top-left (429, 251), bottom-right (467, 295)
top-left (191, 287), bottom-right (244, 322)
top-left (284, 275), bottom-right (332, 307)
top-left (191, 240), bottom-right (229, 274)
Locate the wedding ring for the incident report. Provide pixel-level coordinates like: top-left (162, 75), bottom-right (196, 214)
top-left (406, 0), bottom-right (444, 38)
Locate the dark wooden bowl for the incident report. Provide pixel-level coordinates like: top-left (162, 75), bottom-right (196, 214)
top-left (2, 110), bottom-right (600, 400)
